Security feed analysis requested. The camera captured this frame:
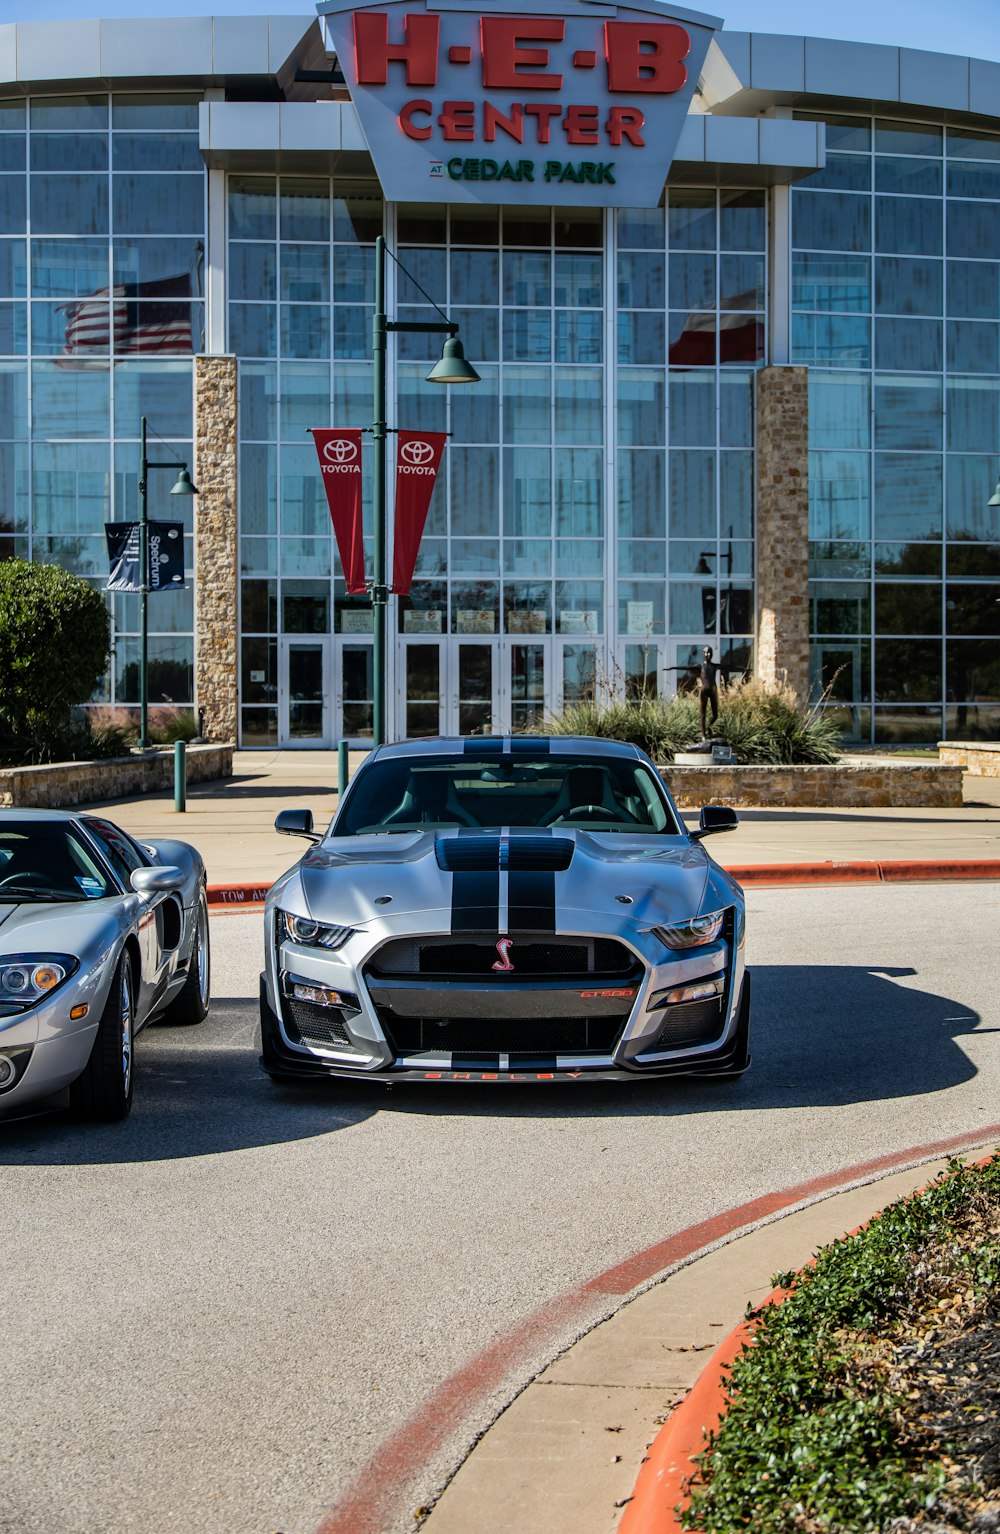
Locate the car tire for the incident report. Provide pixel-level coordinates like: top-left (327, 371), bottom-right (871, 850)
top-left (70, 950), bottom-right (135, 1122)
top-left (161, 889), bottom-right (210, 1026)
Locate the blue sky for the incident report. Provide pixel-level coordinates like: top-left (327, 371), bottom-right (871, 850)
top-left (1, 0), bottom-right (999, 64)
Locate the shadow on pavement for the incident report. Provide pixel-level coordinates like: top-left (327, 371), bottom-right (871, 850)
top-left (368, 962), bottom-right (986, 1120)
top-left (0, 964), bottom-right (986, 1160)
top-left (0, 999), bottom-right (377, 1166)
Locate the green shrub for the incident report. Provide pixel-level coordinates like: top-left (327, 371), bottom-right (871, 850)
top-left (0, 561), bottom-right (110, 763)
top-left (537, 677), bottom-right (842, 764)
top-left (684, 1155), bottom-right (1000, 1533)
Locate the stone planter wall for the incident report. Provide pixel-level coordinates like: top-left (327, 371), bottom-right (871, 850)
top-left (938, 741), bottom-right (1000, 778)
top-left (660, 761), bottom-right (963, 809)
top-left (0, 744), bottom-right (233, 809)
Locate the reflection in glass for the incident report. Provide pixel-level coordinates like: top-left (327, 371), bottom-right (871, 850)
top-left (793, 191), bottom-right (871, 253)
top-left (875, 256), bottom-right (942, 315)
top-left (31, 440), bottom-right (109, 535)
top-left (811, 584), bottom-right (871, 634)
top-left (792, 312), bottom-right (870, 367)
top-left (793, 252), bottom-right (871, 312)
top-left (875, 639), bottom-right (941, 700)
top-left (618, 450), bottom-right (664, 538)
top-left (874, 583), bottom-right (942, 635)
top-left (874, 374), bottom-right (942, 451)
top-left (875, 317), bottom-right (941, 371)
top-left (668, 189), bottom-right (716, 250)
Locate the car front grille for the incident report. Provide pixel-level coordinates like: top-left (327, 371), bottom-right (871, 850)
top-left (382, 1016), bottom-right (623, 1055)
top-left (364, 929), bottom-right (642, 1061)
top-left (369, 934), bottom-right (638, 979)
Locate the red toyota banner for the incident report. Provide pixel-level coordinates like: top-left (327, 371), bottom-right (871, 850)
top-left (392, 430), bottom-right (447, 595)
top-left (311, 429), bottom-right (367, 594)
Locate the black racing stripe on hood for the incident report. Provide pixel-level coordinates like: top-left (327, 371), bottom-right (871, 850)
top-left (507, 866), bottom-right (556, 932)
top-left (467, 739), bottom-right (504, 756)
top-left (451, 867), bottom-right (500, 932)
top-left (510, 737), bottom-right (547, 756)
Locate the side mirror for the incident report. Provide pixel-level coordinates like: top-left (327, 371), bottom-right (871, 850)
top-left (130, 865), bottom-right (184, 896)
top-left (691, 805), bottom-right (739, 840)
top-left (275, 809), bottom-right (320, 842)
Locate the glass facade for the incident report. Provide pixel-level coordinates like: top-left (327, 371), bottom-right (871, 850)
top-left (2, 50), bottom-right (999, 748)
top-left (230, 182), bottom-right (763, 744)
top-left (795, 114), bottom-right (1000, 742)
top-left (0, 91), bottom-right (205, 712)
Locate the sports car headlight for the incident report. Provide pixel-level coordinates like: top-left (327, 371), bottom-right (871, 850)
top-left (0, 953), bottom-right (78, 1007)
top-left (276, 911), bottom-right (355, 951)
top-left (654, 911), bottom-right (725, 950)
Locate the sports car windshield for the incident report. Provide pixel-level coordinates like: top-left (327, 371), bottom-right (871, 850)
top-left (335, 754), bottom-right (683, 836)
top-left (0, 822), bottom-right (115, 902)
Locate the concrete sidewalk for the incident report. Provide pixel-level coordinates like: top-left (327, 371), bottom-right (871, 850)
top-left (418, 1141), bottom-right (1000, 1534)
top-left (76, 748), bottom-right (1000, 886)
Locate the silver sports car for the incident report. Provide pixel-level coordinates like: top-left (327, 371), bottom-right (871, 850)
top-left (261, 737), bottom-right (749, 1084)
top-left (0, 810), bottom-right (210, 1121)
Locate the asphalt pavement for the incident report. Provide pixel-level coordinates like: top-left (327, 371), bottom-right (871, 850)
top-left (3, 753), bottom-right (999, 1534)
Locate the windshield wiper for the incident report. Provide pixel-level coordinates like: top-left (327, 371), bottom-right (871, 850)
top-left (0, 884), bottom-right (88, 902)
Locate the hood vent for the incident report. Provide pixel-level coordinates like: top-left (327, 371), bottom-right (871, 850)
top-left (435, 835), bottom-right (574, 872)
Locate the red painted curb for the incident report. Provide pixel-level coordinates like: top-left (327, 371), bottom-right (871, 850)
top-left (729, 858), bottom-right (1000, 886)
top-left (205, 860), bottom-right (1000, 911)
top-left (311, 1127), bottom-right (1000, 1534)
top-left (619, 1150), bottom-right (998, 1534)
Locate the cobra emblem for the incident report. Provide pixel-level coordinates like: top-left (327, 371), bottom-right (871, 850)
top-left (492, 937), bottom-right (515, 972)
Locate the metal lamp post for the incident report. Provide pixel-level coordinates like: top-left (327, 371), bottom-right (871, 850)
top-left (371, 234), bottom-right (479, 748)
top-left (137, 415), bottom-right (198, 749)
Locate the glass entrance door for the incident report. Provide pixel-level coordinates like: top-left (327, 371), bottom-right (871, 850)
top-left (449, 641), bottom-right (497, 736)
top-left (618, 639), bottom-right (666, 702)
top-left (402, 639), bottom-right (443, 738)
top-left (503, 639), bottom-right (548, 733)
top-left (336, 641), bottom-right (374, 744)
top-left (280, 639), bottom-right (330, 746)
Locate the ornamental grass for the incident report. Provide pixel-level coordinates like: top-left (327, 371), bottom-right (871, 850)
top-left (537, 676), bottom-right (842, 765)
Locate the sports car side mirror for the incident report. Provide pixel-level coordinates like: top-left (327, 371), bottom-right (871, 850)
top-left (275, 809), bottom-right (320, 842)
top-left (130, 865), bottom-right (185, 895)
top-left (691, 805), bottom-right (739, 840)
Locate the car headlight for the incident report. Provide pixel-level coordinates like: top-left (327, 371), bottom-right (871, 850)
top-left (0, 953), bottom-right (78, 1008)
top-left (654, 911), bottom-right (725, 950)
top-left (276, 911), bottom-right (355, 951)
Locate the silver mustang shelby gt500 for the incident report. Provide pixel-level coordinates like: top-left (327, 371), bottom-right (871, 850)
top-left (261, 737), bottom-right (749, 1084)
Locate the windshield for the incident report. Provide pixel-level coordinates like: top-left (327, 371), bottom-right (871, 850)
top-left (0, 821), bottom-right (116, 901)
top-left (334, 754), bottom-right (682, 836)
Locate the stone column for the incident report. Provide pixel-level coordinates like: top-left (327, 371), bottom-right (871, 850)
top-left (755, 365), bottom-right (810, 703)
top-left (194, 355), bottom-right (238, 742)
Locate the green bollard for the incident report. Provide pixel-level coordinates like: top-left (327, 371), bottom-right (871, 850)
top-left (174, 739), bottom-right (186, 813)
top-left (338, 739), bottom-right (350, 802)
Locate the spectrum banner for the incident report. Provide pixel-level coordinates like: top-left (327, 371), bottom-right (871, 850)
top-left (392, 430), bottom-right (447, 595)
top-left (311, 429), bottom-right (368, 594)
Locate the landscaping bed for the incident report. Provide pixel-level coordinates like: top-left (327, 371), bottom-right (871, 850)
top-left (683, 1155), bottom-right (1000, 1534)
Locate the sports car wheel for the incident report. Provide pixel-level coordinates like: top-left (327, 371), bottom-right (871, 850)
top-left (162, 889), bottom-right (210, 1026)
top-left (70, 951), bottom-right (134, 1122)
